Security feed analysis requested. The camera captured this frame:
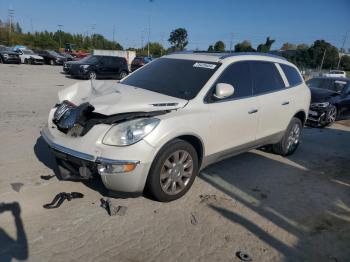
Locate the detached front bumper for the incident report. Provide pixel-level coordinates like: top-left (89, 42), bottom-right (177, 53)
top-left (40, 126), bottom-right (155, 193)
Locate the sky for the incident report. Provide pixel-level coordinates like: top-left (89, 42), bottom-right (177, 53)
top-left (0, 0), bottom-right (349, 51)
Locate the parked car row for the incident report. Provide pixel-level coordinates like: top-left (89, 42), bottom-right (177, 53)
top-left (0, 44), bottom-right (79, 65)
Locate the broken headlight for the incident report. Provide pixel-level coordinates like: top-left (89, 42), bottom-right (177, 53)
top-left (311, 102), bottom-right (329, 108)
top-left (102, 118), bottom-right (160, 146)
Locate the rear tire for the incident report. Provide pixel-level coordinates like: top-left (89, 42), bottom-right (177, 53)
top-left (272, 117), bottom-right (302, 156)
top-left (0, 56), bottom-right (3, 63)
top-left (24, 58), bottom-right (28, 64)
top-left (50, 60), bottom-right (54, 65)
top-left (145, 139), bottom-right (198, 202)
top-left (88, 71), bottom-right (97, 80)
top-left (118, 71), bottom-right (128, 79)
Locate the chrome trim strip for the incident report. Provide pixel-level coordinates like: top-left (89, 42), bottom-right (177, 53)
top-left (40, 129), bottom-right (140, 165)
top-left (95, 157), bottom-right (140, 165)
top-left (40, 130), bottom-right (95, 161)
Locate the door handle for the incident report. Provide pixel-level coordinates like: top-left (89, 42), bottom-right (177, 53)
top-left (248, 109), bottom-right (258, 114)
top-left (281, 101), bottom-right (290, 106)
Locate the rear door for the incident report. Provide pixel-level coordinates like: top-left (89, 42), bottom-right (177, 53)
top-left (207, 61), bottom-right (259, 156)
top-left (250, 61), bottom-right (293, 140)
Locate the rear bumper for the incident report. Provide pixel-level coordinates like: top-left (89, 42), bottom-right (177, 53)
top-left (40, 126), bottom-right (154, 193)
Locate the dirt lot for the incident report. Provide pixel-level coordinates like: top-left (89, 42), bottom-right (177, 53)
top-left (0, 64), bottom-right (350, 262)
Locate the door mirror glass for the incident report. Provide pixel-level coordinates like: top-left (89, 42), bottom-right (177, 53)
top-left (214, 83), bottom-right (235, 99)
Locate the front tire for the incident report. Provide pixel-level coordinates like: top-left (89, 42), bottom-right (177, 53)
top-left (272, 117), bottom-right (302, 156)
top-left (145, 139), bottom-right (198, 202)
top-left (319, 105), bottom-right (337, 128)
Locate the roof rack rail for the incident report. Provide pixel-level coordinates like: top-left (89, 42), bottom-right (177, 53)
top-left (169, 51), bottom-right (287, 60)
top-left (220, 52), bottom-right (287, 60)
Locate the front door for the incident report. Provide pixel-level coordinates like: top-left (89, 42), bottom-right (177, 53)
top-left (206, 61), bottom-right (259, 157)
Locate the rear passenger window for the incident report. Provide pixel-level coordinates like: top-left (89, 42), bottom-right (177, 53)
top-left (280, 64), bottom-right (303, 86)
top-left (213, 61), bottom-right (253, 99)
top-left (250, 62), bottom-right (285, 94)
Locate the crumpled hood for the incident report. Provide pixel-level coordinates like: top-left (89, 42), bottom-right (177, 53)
top-left (310, 87), bottom-right (339, 103)
top-left (58, 80), bottom-right (188, 115)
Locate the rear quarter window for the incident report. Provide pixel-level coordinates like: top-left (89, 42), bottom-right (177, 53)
top-left (280, 64), bottom-right (303, 87)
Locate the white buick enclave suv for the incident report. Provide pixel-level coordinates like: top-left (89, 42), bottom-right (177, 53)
top-left (41, 52), bottom-right (310, 201)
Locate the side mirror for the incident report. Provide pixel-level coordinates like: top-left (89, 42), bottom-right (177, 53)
top-left (214, 83), bottom-right (235, 99)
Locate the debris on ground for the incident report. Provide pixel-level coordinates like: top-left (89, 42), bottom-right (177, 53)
top-left (43, 192), bottom-right (84, 209)
top-left (190, 212), bottom-right (198, 225)
top-left (100, 198), bottom-right (128, 216)
top-left (40, 175), bottom-right (55, 180)
top-left (236, 251), bottom-right (252, 261)
top-left (199, 194), bottom-right (217, 202)
top-left (10, 182), bottom-right (24, 192)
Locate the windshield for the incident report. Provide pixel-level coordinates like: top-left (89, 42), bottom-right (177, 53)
top-left (22, 49), bottom-right (35, 55)
top-left (48, 50), bottom-right (60, 56)
top-left (307, 78), bottom-right (349, 93)
top-left (0, 46), bottom-right (10, 51)
top-left (79, 55), bottom-right (100, 64)
top-left (122, 58), bottom-right (220, 100)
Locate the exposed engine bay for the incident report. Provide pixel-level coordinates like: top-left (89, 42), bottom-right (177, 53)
top-left (52, 100), bottom-right (169, 137)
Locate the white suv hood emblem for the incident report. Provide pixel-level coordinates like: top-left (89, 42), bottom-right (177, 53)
top-left (58, 80), bottom-right (188, 115)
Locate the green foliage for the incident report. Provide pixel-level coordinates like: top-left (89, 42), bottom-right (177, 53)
top-left (168, 28), bottom-right (188, 50)
top-left (340, 55), bottom-right (350, 71)
top-left (234, 40), bottom-right (255, 52)
top-left (296, 43), bottom-right (309, 50)
top-left (257, 37), bottom-right (275, 52)
top-left (281, 42), bottom-right (296, 50)
top-left (207, 45), bottom-right (214, 51)
top-left (214, 40), bottom-right (225, 52)
top-left (308, 40), bottom-right (339, 69)
top-left (0, 20), bottom-right (123, 51)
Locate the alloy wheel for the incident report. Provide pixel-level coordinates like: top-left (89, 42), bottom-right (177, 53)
top-left (160, 150), bottom-right (194, 195)
top-left (327, 107), bottom-right (337, 124)
top-left (287, 123), bottom-right (300, 152)
top-left (89, 71), bottom-right (97, 79)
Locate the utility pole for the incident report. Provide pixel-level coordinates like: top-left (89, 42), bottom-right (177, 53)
top-left (229, 33), bottom-right (234, 53)
top-left (57, 24), bottom-right (63, 48)
top-left (147, 15), bottom-right (151, 57)
top-left (112, 25), bottom-right (116, 44)
top-left (337, 31), bottom-right (348, 69)
top-left (320, 48), bottom-right (327, 72)
top-left (30, 18), bottom-right (34, 33)
top-left (8, 9), bottom-right (14, 45)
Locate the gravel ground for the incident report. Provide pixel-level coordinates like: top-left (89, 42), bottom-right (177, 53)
top-left (0, 64), bottom-right (350, 262)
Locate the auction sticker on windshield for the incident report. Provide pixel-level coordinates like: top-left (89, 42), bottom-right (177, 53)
top-left (193, 62), bottom-right (217, 69)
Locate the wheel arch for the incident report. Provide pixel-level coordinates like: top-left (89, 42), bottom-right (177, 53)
top-left (293, 110), bottom-right (306, 125)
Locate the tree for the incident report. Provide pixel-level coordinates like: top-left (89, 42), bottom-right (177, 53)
top-left (297, 43), bottom-right (309, 50)
top-left (168, 28), bottom-right (188, 50)
top-left (281, 42), bottom-right (296, 50)
top-left (214, 40), bottom-right (225, 52)
top-left (308, 40), bottom-right (339, 69)
top-left (257, 37), bottom-right (275, 52)
top-left (143, 42), bottom-right (164, 56)
top-left (340, 55), bottom-right (350, 71)
top-left (207, 45), bottom-right (214, 51)
top-left (234, 40), bottom-right (255, 52)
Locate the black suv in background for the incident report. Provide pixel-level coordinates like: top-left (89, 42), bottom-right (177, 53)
top-left (34, 50), bottom-right (66, 65)
top-left (0, 45), bottom-right (21, 64)
top-left (131, 56), bottom-right (152, 71)
top-left (65, 55), bottom-right (129, 79)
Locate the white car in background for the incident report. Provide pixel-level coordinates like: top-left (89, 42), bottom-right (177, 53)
top-left (323, 70), bottom-right (346, 78)
top-left (15, 48), bottom-right (44, 64)
top-left (41, 52), bottom-right (310, 201)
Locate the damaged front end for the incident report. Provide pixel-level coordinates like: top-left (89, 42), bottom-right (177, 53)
top-left (52, 100), bottom-right (169, 137)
